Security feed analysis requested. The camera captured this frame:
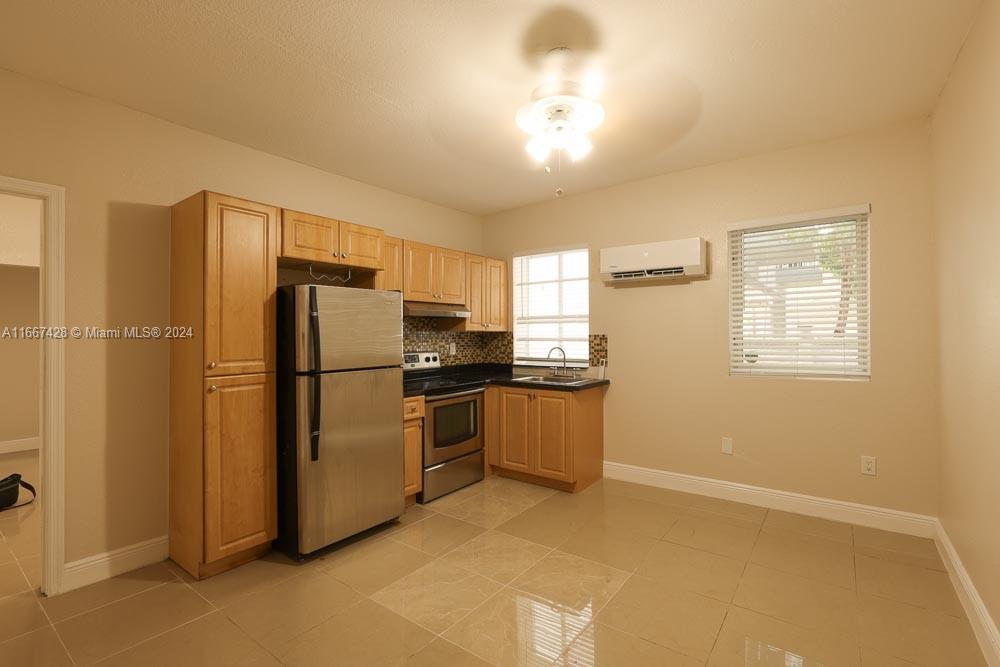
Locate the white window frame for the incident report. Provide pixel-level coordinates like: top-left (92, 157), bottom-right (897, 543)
top-left (512, 247), bottom-right (590, 368)
top-left (728, 204), bottom-right (871, 380)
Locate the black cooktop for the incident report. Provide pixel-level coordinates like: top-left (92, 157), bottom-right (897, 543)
top-left (403, 363), bottom-right (514, 397)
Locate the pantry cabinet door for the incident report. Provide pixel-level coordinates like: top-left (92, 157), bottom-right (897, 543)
top-left (204, 193), bottom-right (277, 376)
top-left (203, 374), bottom-right (276, 563)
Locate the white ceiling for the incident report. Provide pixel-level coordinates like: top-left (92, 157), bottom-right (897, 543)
top-left (0, 0), bottom-right (981, 215)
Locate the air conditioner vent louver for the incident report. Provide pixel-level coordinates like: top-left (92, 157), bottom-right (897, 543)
top-left (600, 237), bottom-right (707, 284)
top-left (610, 267), bottom-right (684, 280)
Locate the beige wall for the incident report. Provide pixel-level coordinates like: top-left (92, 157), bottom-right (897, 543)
top-left (0, 265), bottom-right (41, 442)
top-left (931, 0), bottom-right (1000, 627)
top-left (0, 68), bottom-right (483, 562)
top-left (485, 120), bottom-right (941, 514)
top-left (0, 193), bottom-right (42, 267)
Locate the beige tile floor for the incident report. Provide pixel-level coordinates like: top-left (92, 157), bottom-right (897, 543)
top-left (0, 474), bottom-right (987, 666)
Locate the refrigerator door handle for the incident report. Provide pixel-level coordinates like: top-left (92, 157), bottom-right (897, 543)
top-left (308, 286), bottom-right (322, 373)
top-left (310, 374), bottom-right (321, 461)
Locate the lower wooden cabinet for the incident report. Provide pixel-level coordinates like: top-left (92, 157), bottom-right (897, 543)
top-left (489, 385), bottom-right (604, 491)
top-left (403, 396), bottom-right (425, 497)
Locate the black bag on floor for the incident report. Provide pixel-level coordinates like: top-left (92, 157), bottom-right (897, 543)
top-left (0, 474), bottom-right (35, 511)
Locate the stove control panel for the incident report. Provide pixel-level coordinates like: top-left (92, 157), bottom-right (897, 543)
top-left (404, 351), bottom-right (441, 370)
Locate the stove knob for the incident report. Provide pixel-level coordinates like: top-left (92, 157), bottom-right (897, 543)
top-left (432, 355), bottom-right (438, 362)
top-left (424, 356), bottom-right (430, 362)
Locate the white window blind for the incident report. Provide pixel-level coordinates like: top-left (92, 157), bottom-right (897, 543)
top-left (728, 212), bottom-right (870, 378)
top-left (512, 248), bottom-right (589, 365)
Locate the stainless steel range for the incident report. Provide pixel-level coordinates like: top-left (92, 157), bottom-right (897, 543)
top-left (403, 353), bottom-right (485, 502)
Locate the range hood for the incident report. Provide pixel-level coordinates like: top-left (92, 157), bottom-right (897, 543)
top-left (403, 301), bottom-right (471, 318)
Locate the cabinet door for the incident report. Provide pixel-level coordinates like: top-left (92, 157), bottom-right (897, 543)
top-left (281, 209), bottom-right (339, 263)
top-left (498, 388), bottom-right (532, 473)
top-left (403, 241), bottom-right (437, 302)
top-left (205, 193), bottom-right (277, 376)
top-left (203, 374), bottom-right (276, 563)
top-left (376, 235), bottom-right (403, 292)
top-left (340, 222), bottom-right (383, 269)
top-left (485, 258), bottom-right (507, 331)
top-left (532, 391), bottom-right (574, 482)
top-left (438, 248), bottom-right (466, 304)
top-left (403, 418), bottom-right (423, 496)
top-left (464, 254), bottom-right (486, 331)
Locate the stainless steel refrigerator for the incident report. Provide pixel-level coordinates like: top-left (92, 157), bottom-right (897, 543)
top-left (276, 284), bottom-right (403, 557)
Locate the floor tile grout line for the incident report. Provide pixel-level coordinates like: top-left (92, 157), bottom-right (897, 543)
top-left (704, 505), bottom-right (768, 663)
top-left (87, 608), bottom-right (219, 665)
top-left (47, 578), bottom-right (174, 625)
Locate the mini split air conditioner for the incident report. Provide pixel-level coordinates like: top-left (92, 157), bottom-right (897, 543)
top-left (599, 237), bottom-right (708, 283)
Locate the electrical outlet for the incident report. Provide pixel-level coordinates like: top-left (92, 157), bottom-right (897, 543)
top-left (861, 456), bottom-right (877, 476)
top-left (722, 437), bottom-right (734, 455)
top-left (448, 342), bottom-right (456, 355)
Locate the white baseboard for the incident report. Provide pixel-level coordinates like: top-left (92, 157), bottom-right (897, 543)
top-left (603, 460), bottom-right (937, 537)
top-left (61, 535), bottom-right (169, 594)
top-left (935, 521), bottom-right (1000, 666)
top-left (0, 436), bottom-right (41, 456)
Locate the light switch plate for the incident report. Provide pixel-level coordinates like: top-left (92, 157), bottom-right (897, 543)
top-left (722, 437), bottom-right (734, 455)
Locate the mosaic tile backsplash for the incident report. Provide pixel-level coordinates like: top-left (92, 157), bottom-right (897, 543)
top-left (404, 317), bottom-right (608, 367)
top-left (403, 317), bottom-right (511, 365)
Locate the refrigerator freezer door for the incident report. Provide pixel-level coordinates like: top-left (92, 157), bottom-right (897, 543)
top-left (294, 285), bottom-right (402, 372)
top-left (295, 367), bottom-right (403, 554)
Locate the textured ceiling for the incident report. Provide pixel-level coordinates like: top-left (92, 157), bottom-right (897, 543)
top-left (0, 0), bottom-right (981, 214)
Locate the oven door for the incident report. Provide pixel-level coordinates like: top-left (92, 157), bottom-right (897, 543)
top-left (423, 388), bottom-right (484, 466)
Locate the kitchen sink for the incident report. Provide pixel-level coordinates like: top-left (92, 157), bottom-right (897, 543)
top-left (512, 375), bottom-right (591, 385)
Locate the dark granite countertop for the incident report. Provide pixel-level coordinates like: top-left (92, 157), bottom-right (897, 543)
top-left (403, 363), bottom-right (610, 397)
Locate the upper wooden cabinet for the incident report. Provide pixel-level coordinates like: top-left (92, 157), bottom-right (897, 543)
top-left (204, 193), bottom-right (277, 376)
top-left (437, 248), bottom-right (466, 304)
top-left (340, 222), bottom-right (383, 269)
top-left (490, 385), bottom-right (604, 492)
top-left (280, 209), bottom-right (383, 270)
top-left (403, 241), bottom-right (437, 301)
top-left (402, 240), bottom-right (465, 304)
top-left (485, 258), bottom-right (507, 330)
top-left (281, 210), bottom-right (338, 263)
top-left (375, 235), bottom-right (403, 292)
top-left (451, 254), bottom-right (508, 332)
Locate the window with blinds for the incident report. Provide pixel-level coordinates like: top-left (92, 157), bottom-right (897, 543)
top-left (728, 212), bottom-right (870, 379)
top-left (512, 248), bottom-right (589, 365)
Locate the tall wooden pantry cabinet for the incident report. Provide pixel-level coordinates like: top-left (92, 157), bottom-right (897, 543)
top-left (169, 191), bottom-right (278, 579)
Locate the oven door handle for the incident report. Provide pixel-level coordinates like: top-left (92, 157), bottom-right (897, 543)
top-left (425, 387), bottom-right (486, 402)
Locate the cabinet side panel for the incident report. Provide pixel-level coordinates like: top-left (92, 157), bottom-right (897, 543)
top-left (169, 191), bottom-right (206, 575)
top-left (572, 387), bottom-right (605, 490)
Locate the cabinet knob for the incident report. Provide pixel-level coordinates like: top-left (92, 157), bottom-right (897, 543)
top-left (208, 385), bottom-right (218, 393)
top-left (207, 361), bottom-right (217, 369)
top-left (342, 252), bottom-right (348, 258)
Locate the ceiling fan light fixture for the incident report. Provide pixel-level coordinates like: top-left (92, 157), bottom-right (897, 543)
top-left (516, 79), bottom-right (604, 164)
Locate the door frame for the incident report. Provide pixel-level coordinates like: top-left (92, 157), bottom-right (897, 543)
top-left (0, 174), bottom-right (66, 596)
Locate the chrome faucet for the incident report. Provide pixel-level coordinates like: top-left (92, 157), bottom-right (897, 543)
top-left (546, 346), bottom-right (577, 378)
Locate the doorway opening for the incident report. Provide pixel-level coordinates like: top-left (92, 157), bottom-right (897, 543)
top-left (0, 175), bottom-right (66, 597)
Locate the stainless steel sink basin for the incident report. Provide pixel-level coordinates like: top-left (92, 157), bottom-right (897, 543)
top-left (511, 375), bottom-right (591, 385)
